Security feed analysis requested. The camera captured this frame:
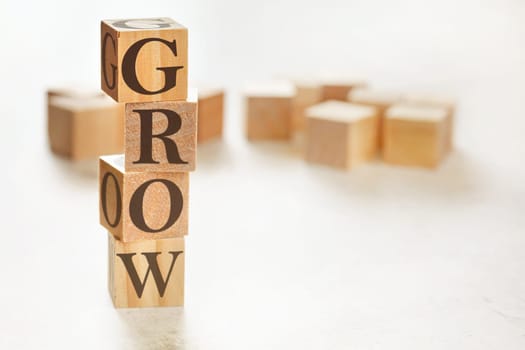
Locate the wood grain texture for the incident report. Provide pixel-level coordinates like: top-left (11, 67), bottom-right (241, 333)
top-left (101, 18), bottom-right (188, 103)
top-left (108, 232), bottom-right (184, 308)
top-left (305, 101), bottom-right (378, 169)
top-left (48, 95), bottom-right (124, 160)
top-left (197, 88), bottom-right (224, 143)
top-left (125, 92), bottom-right (197, 172)
top-left (99, 155), bottom-right (189, 242)
top-left (383, 104), bottom-right (449, 168)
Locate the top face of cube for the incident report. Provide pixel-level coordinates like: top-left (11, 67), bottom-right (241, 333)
top-left (386, 104), bottom-right (449, 122)
top-left (305, 101), bottom-right (377, 124)
top-left (101, 18), bottom-right (188, 103)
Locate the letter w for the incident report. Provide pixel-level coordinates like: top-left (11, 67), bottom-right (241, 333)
top-left (116, 251), bottom-right (183, 298)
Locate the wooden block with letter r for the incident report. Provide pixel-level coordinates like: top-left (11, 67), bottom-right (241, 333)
top-left (383, 104), bottom-right (450, 168)
top-left (305, 101), bottom-right (378, 169)
top-left (108, 232), bottom-right (184, 308)
top-left (101, 17), bottom-right (188, 103)
top-left (99, 154), bottom-right (189, 242)
top-left (125, 89), bottom-right (197, 172)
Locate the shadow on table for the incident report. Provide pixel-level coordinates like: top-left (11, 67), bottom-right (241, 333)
top-left (117, 307), bottom-right (188, 349)
top-left (306, 148), bottom-right (484, 198)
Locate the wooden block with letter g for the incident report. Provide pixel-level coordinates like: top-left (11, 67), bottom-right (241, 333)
top-left (305, 101), bottom-right (378, 169)
top-left (125, 89), bottom-right (197, 172)
top-left (108, 232), bottom-right (184, 308)
top-left (99, 154), bottom-right (189, 242)
top-left (101, 17), bottom-right (188, 103)
top-left (383, 104), bottom-right (449, 168)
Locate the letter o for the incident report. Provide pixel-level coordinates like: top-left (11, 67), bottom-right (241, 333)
top-left (101, 172), bottom-right (122, 228)
top-left (129, 179), bottom-right (183, 233)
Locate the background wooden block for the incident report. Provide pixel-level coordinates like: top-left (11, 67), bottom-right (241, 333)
top-left (47, 85), bottom-right (105, 101)
top-left (101, 18), bottom-right (188, 103)
top-left (291, 81), bottom-right (323, 131)
top-left (401, 93), bottom-right (456, 153)
top-left (305, 101), bottom-right (378, 169)
top-left (244, 81), bottom-right (295, 140)
top-left (197, 88), bottom-right (224, 143)
top-left (321, 78), bottom-right (367, 101)
top-left (383, 104), bottom-right (449, 168)
top-left (48, 95), bottom-right (124, 160)
top-left (99, 155), bottom-right (189, 242)
top-left (348, 88), bottom-right (404, 148)
top-left (108, 233), bottom-right (184, 308)
top-left (125, 89), bottom-right (197, 172)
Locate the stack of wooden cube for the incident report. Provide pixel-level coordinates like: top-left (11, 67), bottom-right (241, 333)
top-left (98, 18), bottom-right (196, 308)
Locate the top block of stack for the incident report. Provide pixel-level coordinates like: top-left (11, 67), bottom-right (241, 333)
top-left (101, 18), bottom-right (188, 103)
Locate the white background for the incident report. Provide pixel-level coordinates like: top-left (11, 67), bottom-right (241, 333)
top-left (1, 0), bottom-right (525, 348)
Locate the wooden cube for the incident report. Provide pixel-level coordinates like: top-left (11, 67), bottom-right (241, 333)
top-left (401, 93), bottom-right (455, 153)
top-left (291, 81), bottom-right (322, 131)
top-left (48, 95), bottom-right (124, 160)
top-left (305, 101), bottom-right (378, 169)
top-left (321, 78), bottom-right (367, 101)
top-left (101, 18), bottom-right (188, 103)
top-left (348, 88), bottom-right (403, 147)
top-left (125, 89), bottom-right (197, 172)
top-left (383, 104), bottom-right (449, 168)
top-left (99, 155), bottom-right (189, 242)
top-left (108, 232), bottom-right (184, 308)
top-left (197, 88), bottom-right (224, 143)
top-left (245, 82), bottom-right (295, 140)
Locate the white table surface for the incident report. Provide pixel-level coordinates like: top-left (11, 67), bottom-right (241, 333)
top-left (1, 0), bottom-right (524, 348)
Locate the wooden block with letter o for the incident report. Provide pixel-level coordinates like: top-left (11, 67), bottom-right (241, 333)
top-left (108, 232), bottom-right (184, 308)
top-left (245, 81), bottom-right (295, 140)
top-left (197, 88), bottom-right (225, 143)
top-left (101, 17), bottom-right (188, 103)
top-left (305, 101), bottom-right (378, 169)
top-left (125, 89), bottom-right (197, 172)
top-left (383, 104), bottom-right (449, 168)
top-left (99, 154), bottom-right (189, 242)
top-left (48, 95), bottom-right (124, 160)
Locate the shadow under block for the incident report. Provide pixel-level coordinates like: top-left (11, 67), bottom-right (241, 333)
top-left (101, 18), bottom-right (188, 103)
top-left (197, 88), bottom-right (224, 143)
top-left (383, 104), bottom-right (450, 168)
top-left (48, 96), bottom-right (124, 160)
top-left (401, 93), bottom-right (456, 153)
top-left (125, 90), bottom-right (197, 172)
top-left (99, 155), bottom-right (189, 242)
top-left (321, 79), bottom-right (367, 101)
top-left (292, 84), bottom-right (322, 131)
top-left (305, 101), bottom-right (378, 169)
top-left (108, 233), bottom-right (184, 308)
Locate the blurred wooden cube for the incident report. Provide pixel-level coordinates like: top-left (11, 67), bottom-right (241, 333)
top-left (321, 78), bottom-right (367, 101)
top-left (348, 88), bottom-right (403, 147)
top-left (197, 88), bottom-right (224, 143)
top-left (291, 80), bottom-right (322, 131)
top-left (401, 93), bottom-right (456, 153)
top-left (383, 104), bottom-right (450, 168)
top-left (108, 232), bottom-right (184, 308)
top-left (305, 101), bottom-right (378, 169)
top-left (48, 94), bottom-right (124, 160)
top-left (245, 82), bottom-right (295, 140)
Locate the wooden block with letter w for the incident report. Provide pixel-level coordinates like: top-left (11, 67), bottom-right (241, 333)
top-left (108, 233), bottom-right (184, 308)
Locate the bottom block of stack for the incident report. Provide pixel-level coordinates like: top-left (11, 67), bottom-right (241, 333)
top-left (108, 232), bottom-right (185, 308)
